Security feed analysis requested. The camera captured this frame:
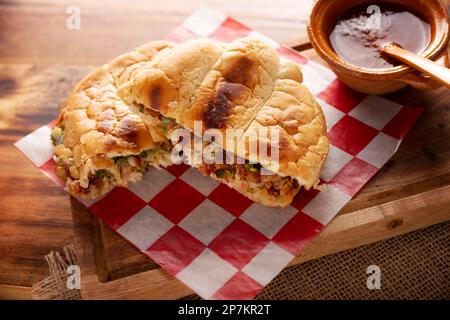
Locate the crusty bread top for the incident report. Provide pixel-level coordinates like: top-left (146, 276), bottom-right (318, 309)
top-left (118, 39), bottom-right (224, 120)
top-left (57, 41), bottom-right (175, 161)
top-left (118, 38), bottom-right (328, 187)
top-left (180, 38), bottom-right (280, 132)
top-left (119, 38), bottom-right (280, 133)
top-left (54, 41), bottom-right (177, 191)
top-left (243, 60), bottom-right (328, 188)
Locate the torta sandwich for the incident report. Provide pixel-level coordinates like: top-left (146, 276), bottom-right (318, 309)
top-left (52, 37), bottom-right (329, 207)
top-left (118, 38), bottom-right (329, 207)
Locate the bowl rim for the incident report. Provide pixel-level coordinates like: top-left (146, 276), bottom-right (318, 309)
top-left (307, 0), bottom-right (450, 79)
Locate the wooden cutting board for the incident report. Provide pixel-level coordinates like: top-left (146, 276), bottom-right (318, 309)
top-left (71, 46), bottom-right (450, 299)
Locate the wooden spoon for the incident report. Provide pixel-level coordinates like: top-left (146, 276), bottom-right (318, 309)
top-left (382, 43), bottom-right (450, 89)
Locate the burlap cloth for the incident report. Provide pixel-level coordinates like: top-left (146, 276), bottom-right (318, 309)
top-left (32, 221), bottom-right (449, 300)
top-left (31, 245), bottom-right (81, 300)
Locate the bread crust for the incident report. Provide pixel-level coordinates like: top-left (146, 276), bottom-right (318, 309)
top-left (119, 39), bottom-right (329, 191)
top-left (120, 38), bottom-right (280, 134)
top-left (242, 60), bottom-right (329, 189)
top-left (180, 38), bottom-right (280, 133)
top-left (119, 39), bottom-right (225, 119)
top-left (56, 37), bottom-right (329, 205)
top-left (53, 41), bottom-right (175, 197)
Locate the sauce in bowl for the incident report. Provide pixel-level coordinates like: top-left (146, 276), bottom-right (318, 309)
top-left (329, 3), bottom-right (431, 69)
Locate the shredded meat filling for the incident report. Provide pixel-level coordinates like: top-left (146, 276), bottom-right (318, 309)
top-left (198, 163), bottom-right (299, 197)
top-left (146, 112), bottom-right (300, 198)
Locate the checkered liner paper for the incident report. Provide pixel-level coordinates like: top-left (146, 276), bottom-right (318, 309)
top-left (15, 6), bottom-right (423, 300)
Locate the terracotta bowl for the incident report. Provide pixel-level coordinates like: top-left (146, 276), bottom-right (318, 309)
top-left (307, 0), bottom-right (450, 94)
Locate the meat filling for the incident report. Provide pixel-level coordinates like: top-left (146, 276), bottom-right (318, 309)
top-left (51, 125), bottom-right (172, 197)
top-left (144, 111), bottom-right (300, 198)
top-left (56, 108), bottom-right (299, 199)
top-left (198, 163), bottom-right (299, 198)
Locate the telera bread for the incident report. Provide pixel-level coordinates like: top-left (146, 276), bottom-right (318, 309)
top-left (118, 38), bottom-right (329, 207)
top-left (52, 41), bottom-right (176, 198)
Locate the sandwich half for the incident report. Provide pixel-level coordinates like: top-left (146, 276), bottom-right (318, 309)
top-left (52, 41), bottom-right (177, 198)
top-left (119, 37), bottom-right (329, 207)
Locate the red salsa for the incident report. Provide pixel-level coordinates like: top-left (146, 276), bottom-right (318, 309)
top-left (329, 3), bottom-right (431, 69)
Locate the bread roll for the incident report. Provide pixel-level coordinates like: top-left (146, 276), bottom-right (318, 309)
top-left (118, 38), bottom-right (329, 207)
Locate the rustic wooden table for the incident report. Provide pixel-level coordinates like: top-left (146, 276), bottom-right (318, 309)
top-left (0, 0), bottom-right (449, 299)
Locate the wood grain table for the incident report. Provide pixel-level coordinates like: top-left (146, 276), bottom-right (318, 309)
top-left (0, 0), bottom-right (449, 299)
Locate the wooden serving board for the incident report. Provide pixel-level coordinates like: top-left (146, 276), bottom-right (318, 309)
top-left (72, 47), bottom-right (450, 299)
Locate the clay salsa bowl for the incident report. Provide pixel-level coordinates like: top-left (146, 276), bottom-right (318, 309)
top-left (307, 0), bottom-right (450, 94)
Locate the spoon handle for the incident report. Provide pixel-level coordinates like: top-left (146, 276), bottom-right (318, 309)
top-left (383, 44), bottom-right (450, 89)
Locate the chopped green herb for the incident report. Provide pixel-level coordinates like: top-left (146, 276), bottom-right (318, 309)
top-left (139, 150), bottom-right (150, 158)
top-left (138, 105), bottom-right (145, 113)
top-left (50, 135), bottom-right (57, 146)
top-left (160, 116), bottom-right (174, 135)
top-left (246, 187), bottom-right (254, 193)
top-left (95, 169), bottom-right (112, 179)
top-left (244, 163), bottom-right (260, 173)
top-left (140, 160), bottom-right (149, 174)
top-left (160, 126), bottom-right (167, 135)
top-left (150, 147), bottom-right (162, 154)
top-left (50, 127), bottom-right (64, 146)
top-left (115, 156), bottom-right (129, 168)
top-left (215, 168), bottom-right (234, 178)
top-left (162, 116), bottom-right (173, 125)
top-left (138, 148), bottom-right (163, 162)
top-left (215, 169), bottom-right (226, 178)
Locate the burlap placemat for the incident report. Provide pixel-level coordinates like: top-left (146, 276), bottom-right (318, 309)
top-left (31, 245), bottom-right (81, 300)
top-left (255, 221), bottom-right (449, 300)
top-left (187, 221), bottom-right (450, 300)
top-left (31, 221), bottom-right (449, 300)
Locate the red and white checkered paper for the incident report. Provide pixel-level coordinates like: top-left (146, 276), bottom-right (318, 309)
top-left (15, 6), bottom-right (423, 299)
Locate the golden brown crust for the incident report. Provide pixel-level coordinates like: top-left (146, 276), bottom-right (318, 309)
top-left (58, 37), bottom-right (329, 205)
top-left (118, 38), bottom-right (329, 203)
top-left (119, 39), bottom-right (225, 118)
top-left (54, 40), bottom-right (175, 197)
top-left (179, 38), bottom-right (279, 131)
top-left (62, 67), bottom-right (152, 156)
top-left (180, 38), bottom-right (279, 133)
top-left (120, 38), bottom-right (280, 134)
top-left (242, 60), bottom-right (329, 189)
